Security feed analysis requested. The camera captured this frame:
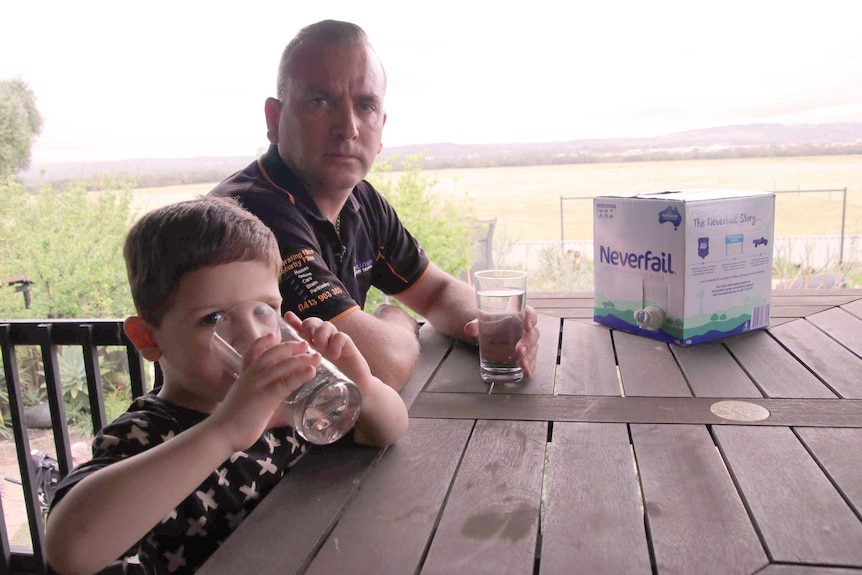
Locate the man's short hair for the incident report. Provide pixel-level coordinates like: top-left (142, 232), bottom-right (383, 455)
top-left (276, 19), bottom-right (382, 100)
top-left (123, 196), bottom-right (282, 325)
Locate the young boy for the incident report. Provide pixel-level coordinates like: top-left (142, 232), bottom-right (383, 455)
top-left (45, 196), bottom-right (408, 575)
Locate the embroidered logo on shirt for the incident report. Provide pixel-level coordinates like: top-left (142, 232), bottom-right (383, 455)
top-left (353, 259), bottom-right (373, 277)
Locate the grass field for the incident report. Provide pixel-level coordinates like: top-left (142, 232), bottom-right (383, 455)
top-left (132, 154), bottom-right (862, 243)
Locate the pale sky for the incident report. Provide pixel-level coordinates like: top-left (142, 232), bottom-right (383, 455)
top-left (2, 0), bottom-right (861, 164)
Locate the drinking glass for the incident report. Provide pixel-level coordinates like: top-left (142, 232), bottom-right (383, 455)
top-left (474, 270), bottom-right (527, 383)
top-left (210, 301), bottom-right (361, 445)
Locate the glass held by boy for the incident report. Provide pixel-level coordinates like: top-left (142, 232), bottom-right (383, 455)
top-left (44, 196), bottom-right (408, 575)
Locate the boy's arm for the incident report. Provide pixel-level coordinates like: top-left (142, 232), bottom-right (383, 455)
top-left (351, 374), bottom-right (409, 446)
top-left (46, 417), bottom-right (237, 575)
top-left (46, 339), bottom-right (319, 575)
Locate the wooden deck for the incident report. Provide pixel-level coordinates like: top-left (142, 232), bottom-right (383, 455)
top-left (198, 289), bottom-right (862, 575)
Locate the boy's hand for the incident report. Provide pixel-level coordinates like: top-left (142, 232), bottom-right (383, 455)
top-left (287, 312), bottom-right (374, 388)
top-left (285, 312), bottom-right (409, 447)
top-left (208, 333), bottom-right (320, 452)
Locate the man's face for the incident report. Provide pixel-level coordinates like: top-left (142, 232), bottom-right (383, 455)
top-left (267, 42), bottom-right (387, 197)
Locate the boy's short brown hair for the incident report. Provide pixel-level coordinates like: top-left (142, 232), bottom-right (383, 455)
top-left (124, 196), bottom-right (282, 325)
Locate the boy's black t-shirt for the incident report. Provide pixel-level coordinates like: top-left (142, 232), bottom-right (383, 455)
top-left (50, 393), bottom-right (310, 575)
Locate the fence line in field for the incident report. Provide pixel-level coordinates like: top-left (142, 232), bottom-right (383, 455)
top-left (499, 235), bottom-right (862, 277)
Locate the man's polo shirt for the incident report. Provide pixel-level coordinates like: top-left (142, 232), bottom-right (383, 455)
top-left (209, 146), bottom-right (430, 321)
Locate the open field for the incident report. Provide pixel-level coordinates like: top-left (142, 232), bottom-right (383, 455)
top-left (132, 155), bottom-right (862, 243)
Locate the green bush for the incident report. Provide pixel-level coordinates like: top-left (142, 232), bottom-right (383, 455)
top-left (0, 175), bottom-right (136, 319)
top-left (364, 157), bottom-right (475, 312)
top-left (0, 172), bottom-right (139, 432)
top-left (533, 245), bottom-right (594, 291)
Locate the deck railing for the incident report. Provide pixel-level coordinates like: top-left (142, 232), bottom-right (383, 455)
top-left (0, 319), bottom-right (150, 575)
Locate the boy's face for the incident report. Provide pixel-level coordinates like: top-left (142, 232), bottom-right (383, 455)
top-left (147, 260), bottom-right (282, 413)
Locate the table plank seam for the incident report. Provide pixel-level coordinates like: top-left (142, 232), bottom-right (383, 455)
top-left (806, 310), bottom-right (862, 362)
top-left (708, 425), bottom-right (774, 564)
top-left (413, 419), bottom-right (478, 574)
top-left (628, 424), bottom-right (668, 574)
top-left (793, 427), bottom-right (862, 524)
top-left (722, 339), bottom-right (774, 399)
top-left (764, 327), bottom-right (845, 399)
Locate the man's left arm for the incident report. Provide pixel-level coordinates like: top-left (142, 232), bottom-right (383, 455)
top-left (395, 263), bottom-right (540, 377)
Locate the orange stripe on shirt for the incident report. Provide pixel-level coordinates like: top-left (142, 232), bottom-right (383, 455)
top-left (391, 265), bottom-right (431, 298)
top-left (258, 158), bottom-right (295, 204)
top-left (374, 251), bottom-right (410, 284)
top-left (330, 305), bottom-right (361, 323)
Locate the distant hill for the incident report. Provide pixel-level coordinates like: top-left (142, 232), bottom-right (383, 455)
top-left (22, 122), bottom-right (862, 184)
top-left (378, 122), bottom-right (862, 169)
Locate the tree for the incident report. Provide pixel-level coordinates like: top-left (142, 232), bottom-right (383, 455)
top-left (0, 77), bottom-right (44, 176)
top-left (0, 176), bottom-right (136, 319)
top-left (365, 156), bottom-right (475, 311)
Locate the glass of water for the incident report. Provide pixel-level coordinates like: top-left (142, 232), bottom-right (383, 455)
top-left (210, 301), bottom-right (361, 445)
top-left (474, 270), bottom-right (527, 384)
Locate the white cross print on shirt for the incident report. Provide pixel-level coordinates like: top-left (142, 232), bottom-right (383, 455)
top-left (126, 425), bottom-right (149, 446)
top-left (239, 481), bottom-right (259, 503)
top-left (186, 516), bottom-right (208, 538)
top-left (161, 508), bottom-right (178, 524)
top-left (215, 468), bottom-right (230, 486)
top-left (256, 456), bottom-right (277, 476)
top-left (164, 545), bottom-right (187, 573)
top-left (230, 451), bottom-right (248, 463)
top-left (97, 435), bottom-right (120, 451)
top-left (264, 432), bottom-right (281, 454)
top-left (196, 488), bottom-right (218, 512)
top-left (285, 434), bottom-right (301, 453)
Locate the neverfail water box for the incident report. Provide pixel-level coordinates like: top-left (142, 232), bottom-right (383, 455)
top-left (593, 189), bottom-right (775, 345)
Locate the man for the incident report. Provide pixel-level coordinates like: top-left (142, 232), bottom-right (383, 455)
top-left (210, 20), bottom-right (539, 391)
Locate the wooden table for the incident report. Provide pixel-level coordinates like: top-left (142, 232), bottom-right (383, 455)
top-left (198, 289), bottom-right (862, 575)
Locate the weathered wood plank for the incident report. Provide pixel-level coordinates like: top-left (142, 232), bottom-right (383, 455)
top-left (408, 394), bottom-right (862, 428)
top-left (196, 443), bottom-right (382, 575)
top-left (421, 420), bottom-right (546, 575)
top-left (529, 307), bottom-right (595, 319)
top-left (769, 294), bottom-right (862, 307)
top-left (614, 331), bottom-right (691, 397)
top-left (770, 319), bottom-right (862, 399)
top-left (305, 419), bottom-right (473, 575)
top-left (424, 338), bottom-right (489, 393)
top-left (425, 314), bottom-right (558, 395)
top-left (806, 306), bottom-right (862, 358)
top-left (632, 424), bottom-right (767, 575)
top-left (715, 426), bottom-right (862, 565)
top-left (399, 323), bottom-right (454, 409)
top-left (759, 565), bottom-right (862, 575)
top-left (769, 304), bottom-right (832, 319)
top-left (725, 329), bottom-right (835, 398)
top-left (527, 291), bottom-right (592, 300)
top-left (540, 423), bottom-right (651, 574)
top-left (557, 320), bottom-right (619, 396)
top-left (527, 296), bottom-right (594, 309)
top-left (842, 297), bottom-right (862, 320)
top-left (671, 341), bottom-right (762, 398)
top-left (796, 427), bottom-right (862, 516)
top-left (771, 288), bottom-right (862, 298)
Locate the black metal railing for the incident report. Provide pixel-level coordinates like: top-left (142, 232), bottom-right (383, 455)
top-left (0, 319), bottom-right (149, 575)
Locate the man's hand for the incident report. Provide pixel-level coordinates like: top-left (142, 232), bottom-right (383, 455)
top-left (465, 305), bottom-right (540, 378)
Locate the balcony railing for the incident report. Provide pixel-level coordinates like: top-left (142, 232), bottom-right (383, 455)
top-left (0, 319), bottom-right (152, 575)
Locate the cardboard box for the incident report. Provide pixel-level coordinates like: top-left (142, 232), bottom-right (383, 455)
top-left (593, 189), bottom-right (775, 345)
